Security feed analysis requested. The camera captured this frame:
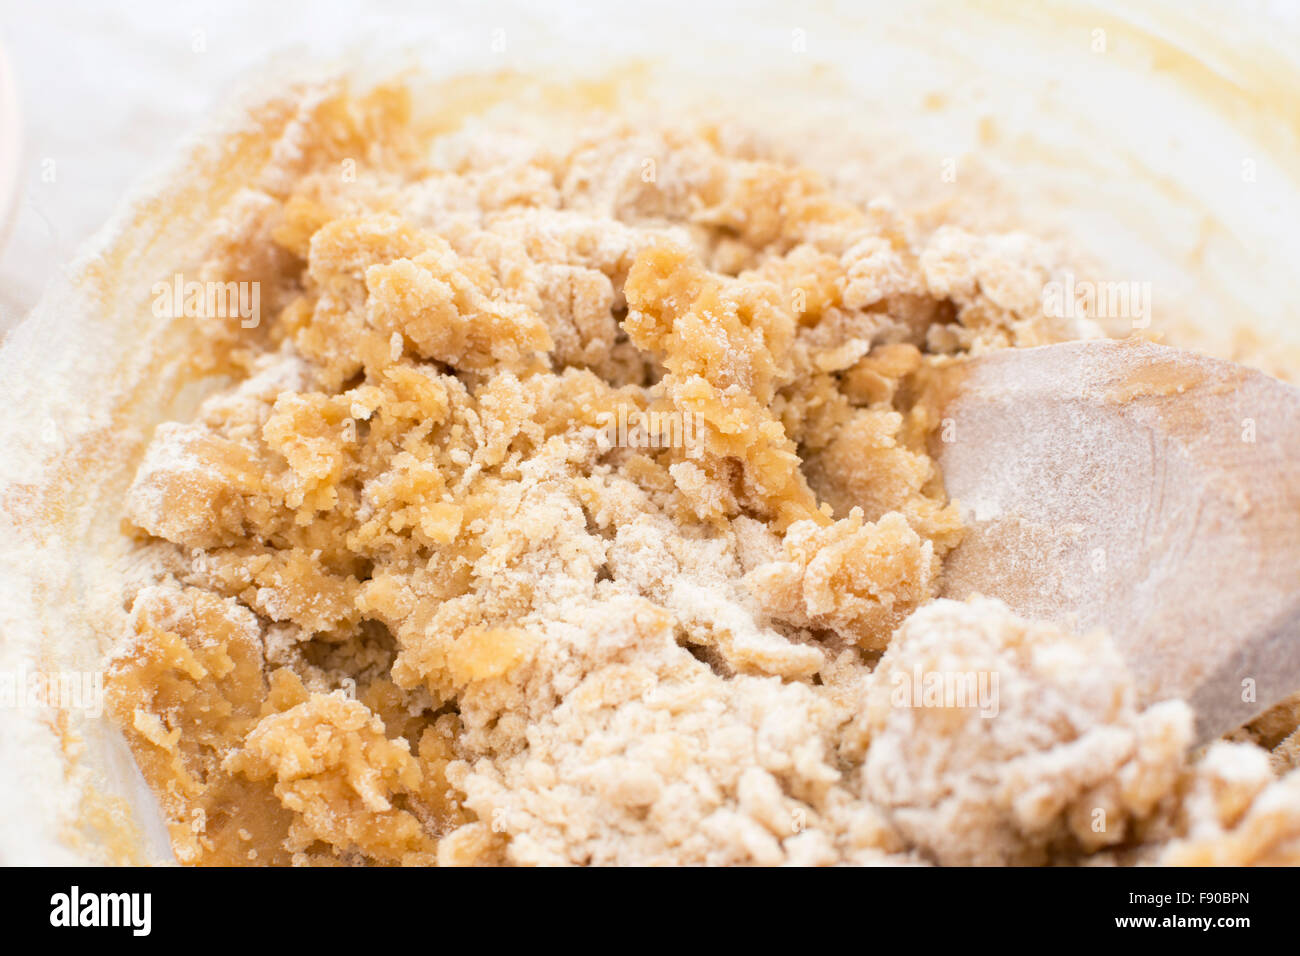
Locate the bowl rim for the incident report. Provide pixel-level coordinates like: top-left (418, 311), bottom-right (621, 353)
top-left (0, 40), bottom-right (22, 256)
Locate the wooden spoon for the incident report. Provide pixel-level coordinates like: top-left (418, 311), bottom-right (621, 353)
top-left (924, 337), bottom-right (1300, 743)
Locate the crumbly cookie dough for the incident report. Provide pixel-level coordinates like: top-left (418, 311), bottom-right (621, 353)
top-left (106, 83), bottom-right (1300, 866)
